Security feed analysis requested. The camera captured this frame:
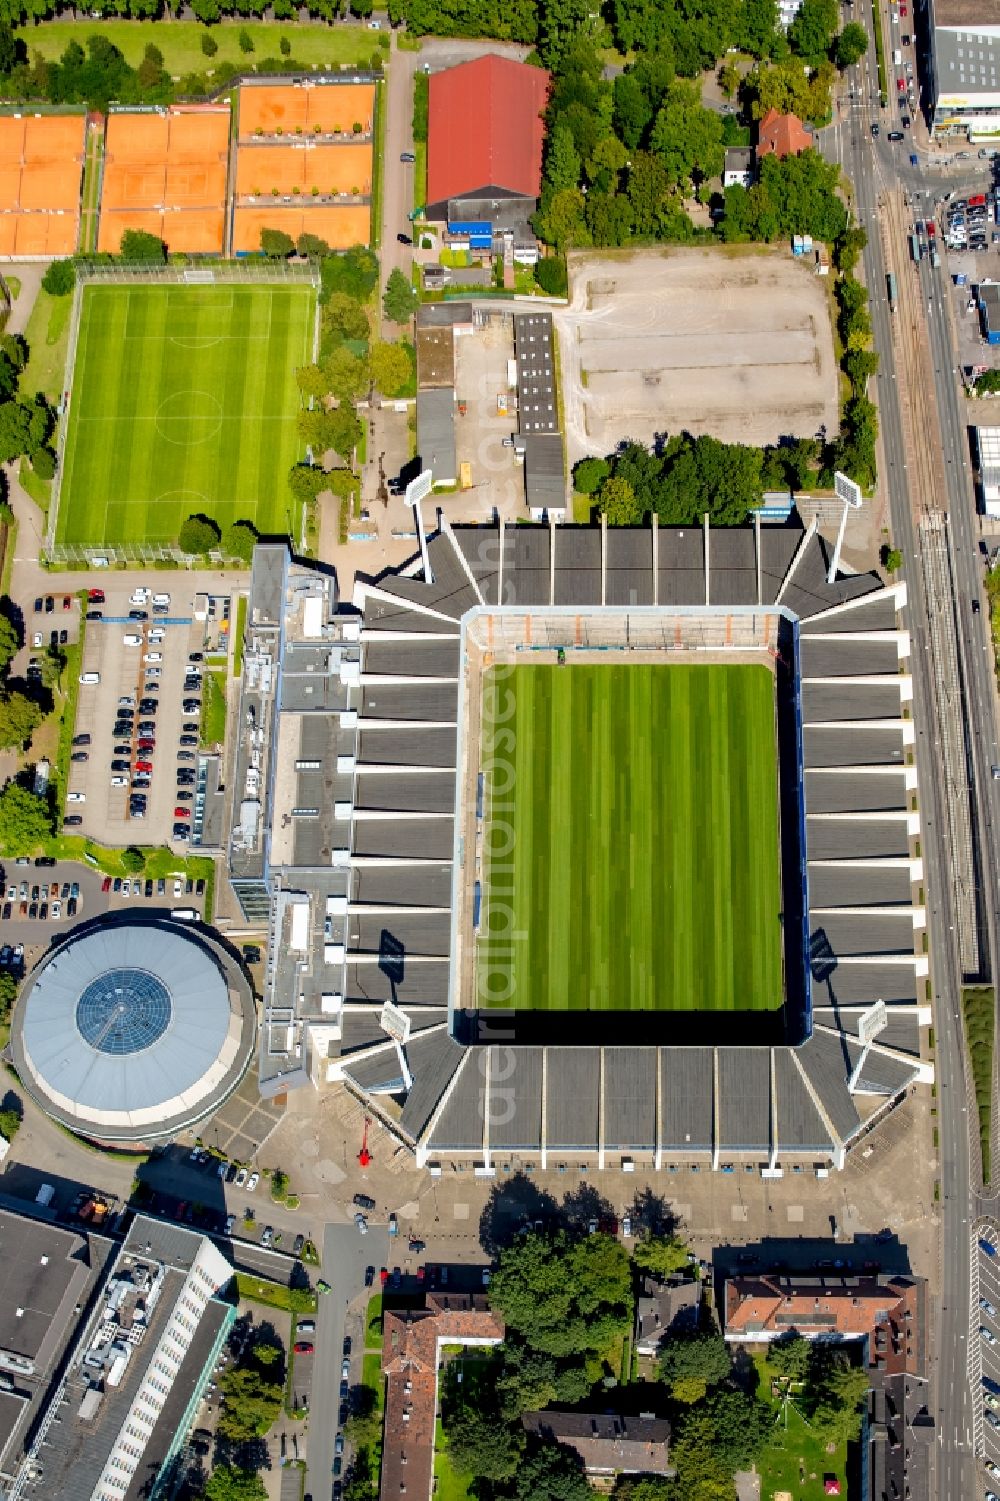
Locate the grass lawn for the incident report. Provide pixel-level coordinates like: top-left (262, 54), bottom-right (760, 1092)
top-left (364, 1294), bottom-right (383, 1347)
top-left (235, 1271), bottom-right (317, 1315)
top-left (18, 456), bottom-right (51, 511)
top-left (21, 286), bottom-right (73, 403)
top-left (56, 283), bottom-right (314, 547)
top-left (433, 1418), bottom-right (475, 1501)
top-left (17, 18), bottom-right (380, 74)
top-left (964, 985), bottom-right (995, 1183)
top-left (478, 664), bottom-right (783, 1013)
top-left (233, 593), bottom-right (248, 677)
top-left (362, 1351), bottom-right (384, 1408)
top-left (199, 670), bottom-right (227, 748)
top-left (754, 1356), bottom-right (848, 1501)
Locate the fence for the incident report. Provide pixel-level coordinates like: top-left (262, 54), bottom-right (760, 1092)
top-left (465, 607), bottom-right (782, 655)
top-left (44, 541), bottom-right (232, 567)
top-left (70, 258), bottom-right (321, 287)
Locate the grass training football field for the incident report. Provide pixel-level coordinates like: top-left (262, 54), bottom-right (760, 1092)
top-left (56, 283), bottom-right (315, 547)
top-left (478, 663), bottom-right (784, 1014)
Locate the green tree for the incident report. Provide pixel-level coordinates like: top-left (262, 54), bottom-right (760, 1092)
top-left (322, 292), bottom-right (370, 344)
top-left (834, 21), bottom-right (868, 67)
top-left (0, 692), bottom-right (42, 750)
top-left (261, 227), bottom-right (295, 259)
top-left (41, 259), bottom-right (75, 296)
top-left (299, 404), bottom-right (362, 461)
top-left (345, 1384), bottom-right (383, 1451)
top-left (0, 1105), bottom-right (20, 1141)
top-left (882, 544), bottom-right (903, 573)
top-left (0, 780), bottom-right (52, 853)
top-left (223, 521), bottom-right (258, 564)
top-left (538, 0), bottom-right (592, 70)
top-left (382, 268), bottom-right (418, 325)
top-left (573, 456), bottom-right (610, 494)
top-left (30, 446), bottom-right (55, 481)
top-left (238, 27), bottom-right (254, 52)
top-left (119, 228), bottom-right (166, 263)
top-left (369, 340), bottom-right (412, 397)
top-left (200, 30), bottom-right (219, 57)
top-left (535, 255), bottom-right (568, 295)
top-left (320, 245), bottom-right (379, 302)
top-left (0, 609), bottom-right (18, 673)
top-left (0, 402), bottom-right (32, 464)
top-left (489, 1230), bottom-right (633, 1360)
top-left (658, 1328), bottom-right (731, 1394)
top-left (534, 187), bottom-right (588, 250)
top-left (178, 514), bottom-right (222, 555)
top-left (0, 21), bottom-right (18, 74)
top-left (805, 1350), bottom-right (871, 1444)
top-left (216, 1365), bottom-right (283, 1441)
top-left (270, 1168), bottom-right (289, 1200)
top-left (514, 1444), bottom-right (592, 1501)
top-left (650, 80), bottom-right (725, 190)
top-left (544, 122), bottom-right (583, 194)
top-left (769, 1332), bottom-right (811, 1381)
top-left (0, 973), bottom-right (14, 1019)
top-left (324, 345), bottom-right (369, 403)
top-left (789, 0), bottom-right (839, 65)
top-left (297, 232), bottom-right (331, 258)
top-left (446, 1407), bottom-right (523, 1480)
top-left (202, 1468), bottom-right (268, 1501)
top-left (120, 846), bottom-right (145, 873)
top-left (288, 464), bottom-right (327, 506)
top-left (597, 474), bottom-right (644, 524)
top-left (38, 643), bottom-right (65, 690)
top-left (632, 1234), bottom-right (691, 1277)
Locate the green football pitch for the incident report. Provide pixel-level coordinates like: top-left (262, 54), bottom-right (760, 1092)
top-left (55, 283), bottom-right (315, 547)
top-left (477, 663), bottom-right (784, 1014)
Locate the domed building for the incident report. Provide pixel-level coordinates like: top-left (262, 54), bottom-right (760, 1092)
top-left (11, 917), bottom-right (255, 1143)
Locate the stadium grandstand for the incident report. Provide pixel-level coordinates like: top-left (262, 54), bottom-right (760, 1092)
top-left (0, 112), bottom-right (85, 257)
top-left (98, 104), bottom-right (230, 255)
top-left (228, 523), bottom-right (930, 1176)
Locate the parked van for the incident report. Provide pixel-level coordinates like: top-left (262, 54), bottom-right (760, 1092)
top-left (894, 48), bottom-right (902, 65)
top-left (123, 633), bottom-right (141, 646)
top-left (79, 672), bottom-right (100, 684)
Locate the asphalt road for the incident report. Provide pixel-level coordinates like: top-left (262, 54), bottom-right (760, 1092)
top-left (824, 18), bottom-right (986, 1496)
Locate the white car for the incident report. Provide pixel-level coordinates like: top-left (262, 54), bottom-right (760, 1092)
top-left (122, 879), bottom-right (131, 896)
top-left (246, 1171), bottom-right (259, 1192)
top-left (981, 1296), bottom-right (998, 1316)
top-left (174, 878), bottom-right (183, 897)
top-left (235, 1167), bottom-right (247, 1187)
top-left (130, 588), bottom-right (150, 604)
top-left (143, 652), bottom-right (162, 663)
top-left (51, 900), bottom-right (61, 918)
top-left (987, 1462), bottom-right (1000, 1479)
top-left (149, 628), bottom-right (165, 643)
top-left (983, 1326), bottom-right (998, 1346)
top-left (67, 791), bottom-right (86, 803)
top-left (152, 593), bottom-right (171, 607)
top-left (622, 1215), bottom-right (632, 1238)
top-left (110, 776), bottom-right (127, 787)
top-left (32, 632), bottom-right (42, 648)
top-left (354, 1212), bottom-right (368, 1234)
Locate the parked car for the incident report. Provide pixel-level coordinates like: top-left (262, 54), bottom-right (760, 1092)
top-left (295, 1341), bottom-right (315, 1355)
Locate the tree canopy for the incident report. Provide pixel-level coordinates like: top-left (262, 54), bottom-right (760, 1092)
top-left (0, 691), bottom-right (42, 751)
top-left (178, 514), bottom-right (222, 555)
top-left (0, 780), bottom-right (52, 853)
top-left (200, 1468), bottom-right (268, 1501)
top-left (632, 1234), bottom-right (691, 1278)
top-left (0, 607), bottom-right (19, 674)
top-left (119, 227), bottom-right (166, 262)
top-left (489, 1230), bottom-right (633, 1360)
top-left (382, 268), bottom-right (419, 325)
top-left (42, 259), bottom-right (75, 296)
top-left (369, 340), bottom-right (412, 397)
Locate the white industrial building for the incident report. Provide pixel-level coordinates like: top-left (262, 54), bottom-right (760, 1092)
top-left (929, 0), bottom-right (1000, 137)
top-left (976, 424), bottom-right (1000, 514)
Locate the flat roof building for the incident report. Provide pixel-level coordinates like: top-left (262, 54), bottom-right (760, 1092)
top-left (10, 1215), bottom-right (235, 1501)
top-left (929, 0), bottom-right (1000, 136)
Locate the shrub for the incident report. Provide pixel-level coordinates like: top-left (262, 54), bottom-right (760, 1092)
top-left (279, 35), bottom-right (291, 55)
top-left (535, 255), bottom-right (568, 296)
top-left (31, 446), bottom-right (55, 480)
top-left (352, 121), bottom-right (363, 134)
top-left (238, 28), bottom-right (254, 53)
top-left (200, 31), bottom-right (218, 57)
top-left (41, 259), bottom-right (75, 297)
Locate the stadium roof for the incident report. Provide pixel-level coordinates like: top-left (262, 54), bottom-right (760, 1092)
top-left (427, 55), bottom-right (549, 207)
top-left (13, 919), bottom-right (255, 1141)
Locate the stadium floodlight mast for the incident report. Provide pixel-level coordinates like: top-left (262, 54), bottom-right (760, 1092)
top-left (847, 999), bottom-right (888, 1095)
top-left (828, 471), bottom-right (864, 584)
top-left (405, 469), bottom-right (434, 583)
top-left (379, 999), bottom-right (414, 1092)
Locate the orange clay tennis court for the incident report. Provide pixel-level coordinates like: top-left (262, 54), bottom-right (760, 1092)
top-left (99, 105), bottom-right (230, 254)
top-left (232, 204), bottom-right (370, 253)
top-left (235, 143), bottom-right (372, 198)
top-left (0, 113), bottom-right (85, 257)
top-left (239, 83), bottom-right (375, 138)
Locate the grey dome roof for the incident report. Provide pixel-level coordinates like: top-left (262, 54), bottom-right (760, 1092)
top-left (16, 922), bottom-right (249, 1137)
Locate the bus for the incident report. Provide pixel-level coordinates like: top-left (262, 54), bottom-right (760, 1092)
top-left (887, 272), bottom-right (898, 312)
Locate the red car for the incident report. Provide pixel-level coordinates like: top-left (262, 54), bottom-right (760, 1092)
top-left (293, 1341), bottom-right (314, 1355)
top-left (900, 3), bottom-right (907, 12)
top-left (135, 760), bottom-right (153, 773)
top-left (137, 739), bottom-right (155, 751)
top-left (897, 77), bottom-right (905, 90)
top-left (101, 876), bottom-right (111, 892)
top-left (173, 806), bottom-right (191, 818)
top-left (379, 1267), bottom-right (389, 1285)
top-left (87, 589), bottom-right (104, 603)
top-left (62, 594), bottom-right (71, 610)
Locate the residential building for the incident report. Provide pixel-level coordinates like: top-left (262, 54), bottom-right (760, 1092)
top-left (635, 1276), bottom-right (700, 1357)
top-left (380, 1293), bottom-right (503, 1501)
top-left (929, 0), bottom-right (1000, 137)
top-left (723, 147), bottom-right (754, 188)
top-left (426, 55), bottom-right (550, 250)
top-left (756, 108), bottom-right (812, 159)
top-left (522, 1411), bottom-right (672, 1477)
top-left (8, 1214), bottom-right (235, 1501)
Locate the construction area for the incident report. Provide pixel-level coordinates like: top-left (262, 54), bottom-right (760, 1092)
top-left (232, 81), bottom-right (374, 253)
top-left (97, 104), bottom-right (231, 255)
top-left (555, 247), bottom-right (840, 463)
top-left (0, 112), bottom-right (86, 256)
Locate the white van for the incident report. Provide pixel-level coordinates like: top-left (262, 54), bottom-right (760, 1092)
top-left (79, 672), bottom-right (100, 685)
top-left (152, 593), bottom-right (171, 607)
top-left (894, 48), bottom-right (902, 65)
top-left (67, 791), bottom-right (86, 803)
top-left (123, 633), bottom-right (141, 646)
top-left (143, 652), bottom-right (162, 664)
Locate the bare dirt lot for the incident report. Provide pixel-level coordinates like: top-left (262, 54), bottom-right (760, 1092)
top-left (555, 247), bottom-right (840, 465)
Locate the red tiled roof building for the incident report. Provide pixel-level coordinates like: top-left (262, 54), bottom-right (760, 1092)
top-left (426, 54), bottom-right (550, 230)
top-left (756, 107), bottom-right (812, 160)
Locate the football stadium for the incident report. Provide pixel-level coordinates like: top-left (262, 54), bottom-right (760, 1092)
top-left (235, 520), bottom-right (931, 1173)
top-left (53, 279), bottom-right (316, 550)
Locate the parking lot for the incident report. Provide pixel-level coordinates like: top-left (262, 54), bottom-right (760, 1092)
top-left (971, 1221), bottom-right (1000, 1489)
top-left (452, 314), bottom-right (533, 519)
top-left (69, 584), bottom-right (232, 848)
top-left (555, 247), bottom-right (840, 464)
